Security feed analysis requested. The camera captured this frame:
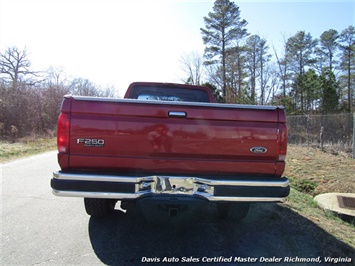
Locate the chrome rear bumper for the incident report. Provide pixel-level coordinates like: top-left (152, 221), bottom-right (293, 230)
top-left (51, 171), bottom-right (290, 203)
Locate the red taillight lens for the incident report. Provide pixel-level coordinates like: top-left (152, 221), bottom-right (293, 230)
top-left (278, 123), bottom-right (288, 161)
top-left (57, 113), bottom-right (70, 153)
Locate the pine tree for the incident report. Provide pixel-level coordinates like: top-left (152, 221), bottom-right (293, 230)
top-left (321, 68), bottom-right (339, 113)
top-left (286, 31), bottom-right (318, 111)
top-left (296, 69), bottom-right (321, 112)
top-left (339, 26), bottom-right (355, 112)
top-left (200, 0), bottom-right (248, 100)
top-left (318, 29), bottom-right (339, 71)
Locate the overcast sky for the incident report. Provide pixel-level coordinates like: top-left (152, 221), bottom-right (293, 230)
top-left (0, 0), bottom-right (354, 96)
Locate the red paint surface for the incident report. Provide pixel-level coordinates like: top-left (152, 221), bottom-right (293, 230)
top-left (57, 82), bottom-right (287, 177)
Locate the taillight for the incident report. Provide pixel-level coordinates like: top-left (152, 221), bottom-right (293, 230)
top-left (57, 113), bottom-right (70, 153)
top-left (278, 123), bottom-right (288, 161)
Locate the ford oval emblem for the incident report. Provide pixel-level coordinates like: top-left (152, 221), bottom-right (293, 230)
top-left (250, 147), bottom-right (268, 154)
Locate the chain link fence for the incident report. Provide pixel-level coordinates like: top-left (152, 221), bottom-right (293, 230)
top-left (287, 113), bottom-right (355, 158)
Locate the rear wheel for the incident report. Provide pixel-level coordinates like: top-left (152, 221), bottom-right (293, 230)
top-left (84, 198), bottom-right (116, 217)
top-left (217, 202), bottom-right (250, 221)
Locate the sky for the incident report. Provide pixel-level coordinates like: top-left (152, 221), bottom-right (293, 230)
top-left (0, 0), bottom-right (354, 96)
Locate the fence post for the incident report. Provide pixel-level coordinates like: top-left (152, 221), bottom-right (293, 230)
top-left (353, 112), bottom-right (355, 159)
top-left (320, 126), bottom-right (324, 151)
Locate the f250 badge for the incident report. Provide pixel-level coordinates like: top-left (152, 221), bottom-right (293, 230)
top-left (250, 146), bottom-right (267, 154)
top-left (77, 138), bottom-right (105, 147)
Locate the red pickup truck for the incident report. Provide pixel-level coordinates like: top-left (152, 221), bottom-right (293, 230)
top-left (51, 82), bottom-right (289, 220)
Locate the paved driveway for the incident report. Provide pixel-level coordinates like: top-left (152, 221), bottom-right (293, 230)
top-left (1, 152), bottom-right (354, 265)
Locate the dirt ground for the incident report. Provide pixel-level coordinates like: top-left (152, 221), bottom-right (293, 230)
top-left (284, 145), bottom-right (355, 196)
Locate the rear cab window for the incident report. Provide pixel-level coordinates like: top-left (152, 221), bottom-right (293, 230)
top-left (130, 85), bottom-right (210, 103)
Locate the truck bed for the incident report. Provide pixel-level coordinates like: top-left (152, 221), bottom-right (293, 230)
top-left (59, 95), bottom-right (287, 178)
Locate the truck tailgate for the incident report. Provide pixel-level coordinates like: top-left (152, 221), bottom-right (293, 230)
top-left (65, 96), bottom-right (285, 176)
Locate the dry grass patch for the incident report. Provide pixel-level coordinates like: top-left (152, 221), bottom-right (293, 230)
top-left (0, 137), bottom-right (56, 163)
top-left (284, 145), bottom-right (355, 196)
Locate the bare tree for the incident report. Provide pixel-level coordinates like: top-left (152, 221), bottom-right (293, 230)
top-left (69, 78), bottom-right (98, 96)
top-left (0, 46), bottom-right (39, 90)
top-left (273, 39), bottom-right (291, 99)
top-left (179, 51), bottom-right (204, 85)
top-left (263, 63), bottom-right (279, 104)
top-left (46, 66), bottom-right (69, 88)
top-left (69, 77), bottom-right (116, 97)
top-left (245, 35), bottom-right (271, 104)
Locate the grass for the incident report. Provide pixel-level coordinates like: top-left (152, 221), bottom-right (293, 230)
top-left (283, 145), bottom-right (355, 248)
top-left (284, 189), bottom-right (355, 249)
top-left (0, 137), bottom-right (56, 163)
top-left (284, 145), bottom-right (355, 196)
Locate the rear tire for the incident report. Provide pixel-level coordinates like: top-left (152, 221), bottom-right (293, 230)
top-left (84, 198), bottom-right (116, 217)
top-left (217, 202), bottom-right (250, 221)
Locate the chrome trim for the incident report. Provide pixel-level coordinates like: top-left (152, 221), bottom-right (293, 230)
top-left (53, 171), bottom-right (152, 183)
top-left (67, 95), bottom-right (282, 111)
top-left (168, 111), bottom-right (187, 118)
top-left (195, 193), bottom-right (288, 203)
top-left (52, 171), bottom-right (289, 203)
top-left (53, 190), bottom-right (140, 199)
top-left (194, 178), bottom-right (289, 187)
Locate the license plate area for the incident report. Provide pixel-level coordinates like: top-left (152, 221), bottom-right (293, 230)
top-left (138, 176), bottom-right (203, 195)
top-left (154, 176), bottom-right (194, 194)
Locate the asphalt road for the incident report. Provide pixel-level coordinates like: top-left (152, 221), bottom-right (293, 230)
top-left (1, 152), bottom-right (354, 265)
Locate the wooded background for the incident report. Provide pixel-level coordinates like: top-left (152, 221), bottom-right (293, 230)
top-left (1, 0), bottom-right (354, 142)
